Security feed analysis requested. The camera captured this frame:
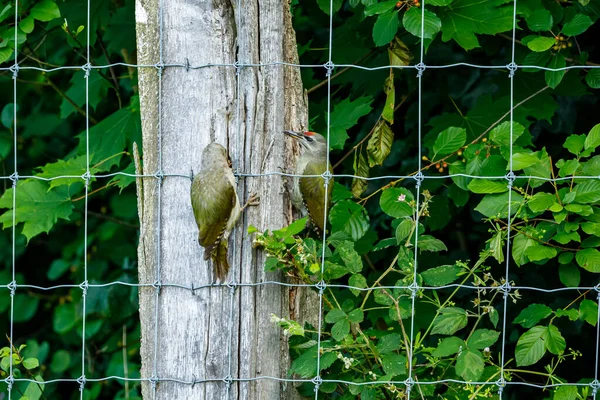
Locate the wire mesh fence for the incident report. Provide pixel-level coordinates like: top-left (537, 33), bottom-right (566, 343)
top-left (1, 0), bottom-right (600, 398)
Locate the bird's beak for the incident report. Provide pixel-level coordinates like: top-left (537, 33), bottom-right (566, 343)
top-left (284, 130), bottom-right (302, 139)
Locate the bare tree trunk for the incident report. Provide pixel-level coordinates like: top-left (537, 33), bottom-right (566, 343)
top-left (135, 0), bottom-right (314, 398)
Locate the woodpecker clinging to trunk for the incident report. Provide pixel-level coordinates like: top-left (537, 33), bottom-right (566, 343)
top-left (191, 143), bottom-right (255, 281)
top-left (284, 130), bottom-right (333, 234)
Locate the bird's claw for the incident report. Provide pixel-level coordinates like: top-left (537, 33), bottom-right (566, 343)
top-left (242, 193), bottom-right (260, 210)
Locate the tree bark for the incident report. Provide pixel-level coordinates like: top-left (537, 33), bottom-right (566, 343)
top-left (135, 0), bottom-right (314, 398)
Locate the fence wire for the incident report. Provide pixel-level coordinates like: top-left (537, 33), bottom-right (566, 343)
top-left (2, 0), bottom-right (600, 398)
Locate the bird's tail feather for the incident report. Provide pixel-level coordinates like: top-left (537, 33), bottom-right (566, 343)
top-left (212, 240), bottom-right (230, 282)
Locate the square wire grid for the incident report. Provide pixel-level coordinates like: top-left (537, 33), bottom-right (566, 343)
top-left (1, 0), bottom-right (600, 398)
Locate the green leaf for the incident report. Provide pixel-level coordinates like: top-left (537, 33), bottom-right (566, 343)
top-left (555, 308), bottom-right (579, 321)
top-left (467, 179), bottom-right (508, 194)
top-left (526, 9), bottom-right (553, 31)
top-left (439, 0), bottom-right (514, 50)
top-left (372, 11), bottom-right (400, 46)
top-left (584, 123), bottom-right (600, 150)
top-left (329, 96), bottom-right (373, 150)
top-left (418, 235), bottom-right (447, 252)
top-left (545, 325), bottom-right (566, 355)
top-left (554, 386), bottom-right (579, 400)
top-left (364, 1), bottom-right (397, 16)
top-left (455, 349), bottom-right (484, 381)
top-left (316, 0), bottom-right (343, 15)
top-left (474, 192), bottom-right (524, 219)
top-left (325, 309), bottom-right (346, 324)
top-left (513, 304), bottom-right (553, 328)
top-left (489, 121), bottom-right (525, 147)
top-left (331, 319), bottom-right (350, 341)
top-left (0, 180), bottom-right (74, 241)
top-left (545, 55), bottom-right (566, 89)
top-left (585, 69), bottom-right (600, 89)
top-left (336, 241), bottom-right (363, 274)
top-left (403, 7), bottom-right (441, 39)
top-left (421, 264), bottom-right (462, 286)
top-left (528, 192), bottom-right (556, 212)
top-left (1, 103), bottom-right (16, 129)
top-left (348, 274), bottom-right (367, 296)
top-left (367, 120), bottom-right (394, 167)
top-left (348, 308), bottom-right (365, 323)
top-left (30, 0), bottom-right (61, 21)
top-left (579, 299), bottom-right (598, 327)
top-left (432, 336), bottom-right (464, 357)
top-left (525, 243), bottom-right (557, 262)
top-left (382, 75), bottom-right (395, 123)
top-left (559, 263), bottom-right (580, 287)
top-left (19, 15), bottom-right (35, 34)
top-left (377, 334), bottom-right (402, 354)
top-left (289, 346), bottom-right (319, 377)
top-left (515, 325), bottom-right (546, 366)
top-left (53, 303), bottom-right (79, 334)
top-left (431, 307), bottom-right (468, 335)
top-left (395, 218), bottom-right (414, 244)
top-left (50, 350), bottom-right (71, 374)
top-left (330, 201), bottom-right (370, 241)
top-left (60, 71), bottom-right (110, 119)
top-left (467, 329), bottom-right (500, 350)
top-left (432, 127), bottom-right (466, 160)
top-left (562, 14), bottom-right (593, 36)
top-left (47, 259), bottom-right (70, 281)
top-left (77, 106), bottom-right (140, 169)
top-left (575, 248), bottom-right (600, 272)
top-left (573, 180), bottom-right (600, 203)
top-left (381, 353), bottom-right (406, 377)
top-left (380, 187), bottom-right (414, 218)
top-left (511, 152), bottom-right (540, 170)
top-left (0, 4), bottom-right (12, 23)
top-left (526, 36), bottom-right (555, 52)
top-left (36, 156), bottom-right (99, 189)
top-left (22, 358), bottom-right (39, 370)
top-left (512, 233), bottom-right (536, 266)
top-left (13, 295), bottom-right (39, 322)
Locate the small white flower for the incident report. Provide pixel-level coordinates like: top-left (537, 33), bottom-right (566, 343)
top-left (397, 194), bottom-right (406, 202)
top-left (484, 347), bottom-right (490, 352)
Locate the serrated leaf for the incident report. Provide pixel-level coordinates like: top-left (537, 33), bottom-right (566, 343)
top-left (364, 1), bottom-right (397, 16)
top-left (348, 274), bottom-right (367, 296)
top-left (455, 349), bottom-right (484, 381)
top-left (515, 326), bottom-right (546, 366)
top-left (381, 353), bottom-right (406, 376)
top-left (575, 248), bottom-right (600, 272)
top-left (60, 70), bottom-right (110, 119)
top-left (348, 308), bottom-right (364, 323)
top-left (528, 192), bottom-right (556, 212)
top-left (511, 152), bottom-right (540, 170)
top-left (421, 264), bottom-right (461, 286)
top-left (376, 333), bottom-right (402, 354)
top-left (331, 319), bottom-right (350, 341)
top-left (513, 304), bottom-right (552, 328)
top-left (367, 120), bottom-right (394, 167)
top-left (474, 192), bottom-right (524, 219)
top-left (432, 336), bottom-right (464, 357)
top-left (432, 127), bottom-right (466, 160)
top-left (545, 324), bottom-right (566, 355)
top-left (329, 200), bottom-right (370, 241)
top-left (0, 180), bottom-right (74, 241)
top-left (512, 233), bottom-right (535, 267)
top-left (403, 7), bottom-right (441, 39)
top-left (579, 299), bottom-right (598, 327)
top-left (325, 309), bottom-right (346, 324)
top-left (380, 187), bottom-right (414, 218)
top-left (372, 11), bottom-right (400, 46)
top-left (329, 96), bottom-right (373, 150)
top-left (489, 121), bottom-right (525, 147)
top-left (432, 307), bottom-right (468, 335)
top-left (467, 329), bottom-right (500, 349)
top-left (562, 14), bottom-right (593, 36)
top-left (554, 386), bottom-right (578, 400)
top-left (36, 156), bottom-right (100, 189)
top-left (573, 180), bottom-right (600, 203)
top-left (336, 241), bottom-right (363, 274)
top-left (584, 124), bottom-right (600, 150)
top-left (525, 243), bottom-right (557, 261)
top-left (418, 235), bottom-right (447, 252)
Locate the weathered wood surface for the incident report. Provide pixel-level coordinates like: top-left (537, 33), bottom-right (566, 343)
top-left (135, 0), bottom-right (317, 398)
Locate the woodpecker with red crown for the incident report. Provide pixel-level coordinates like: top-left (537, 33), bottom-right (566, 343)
top-left (284, 130), bottom-right (333, 234)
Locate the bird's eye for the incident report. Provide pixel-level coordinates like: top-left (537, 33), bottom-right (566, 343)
top-left (306, 137), bottom-right (314, 142)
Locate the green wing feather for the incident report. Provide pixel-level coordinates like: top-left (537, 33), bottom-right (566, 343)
top-left (299, 162), bottom-right (333, 234)
top-left (191, 175), bottom-right (236, 280)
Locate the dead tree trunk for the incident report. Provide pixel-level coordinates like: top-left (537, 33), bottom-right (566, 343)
top-left (135, 0), bottom-right (315, 398)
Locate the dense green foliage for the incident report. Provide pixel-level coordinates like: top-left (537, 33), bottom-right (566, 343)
top-left (0, 0), bottom-right (140, 398)
top-left (260, 0), bottom-right (600, 398)
top-left (0, 0), bottom-right (600, 398)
